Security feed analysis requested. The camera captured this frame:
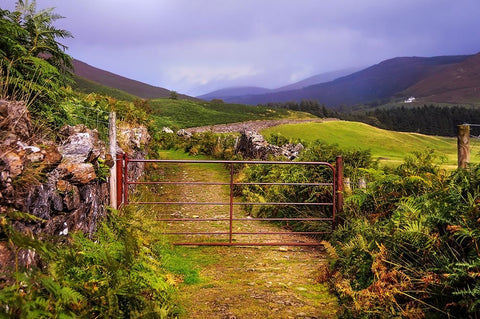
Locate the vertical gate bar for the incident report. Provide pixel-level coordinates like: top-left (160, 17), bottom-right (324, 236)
top-left (116, 153), bottom-right (124, 208)
top-left (229, 163), bottom-right (234, 243)
top-left (123, 154), bottom-right (129, 205)
top-left (335, 155), bottom-right (344, 229)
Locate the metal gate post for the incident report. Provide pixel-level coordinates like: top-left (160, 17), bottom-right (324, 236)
top-left (229, 163), bottom-right (234, 243)
top-left (116, 153), bottom-right (124, 208)
top-left (335, 155), bottom-right (344, 228)
top-left (123, 154), bottom-right (129, 205)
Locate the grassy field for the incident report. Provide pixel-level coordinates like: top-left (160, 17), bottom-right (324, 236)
top-left (149, 99), bottom-right (315, 128)
top-left (261, 120), bottom-right (480, 168)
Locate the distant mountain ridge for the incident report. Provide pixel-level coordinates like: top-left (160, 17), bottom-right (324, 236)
top-left (197, 67), bottom-right (361, 100)
top-left (72, 60), bottom-right (197, 100)
top-left (73, 53), bottom-right (480, 108)
top-left (200, 54), bottom-right (477, 108)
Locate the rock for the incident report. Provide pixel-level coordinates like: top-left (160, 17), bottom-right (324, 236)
top-left (2, 151), bottom-right (24, 178)
top-left (118, 125), bottom-right (151, 152)
top-left (104, 153), bottom-right (115, 168)
top-left (57, 162), bottom-right (96, 184)
top-left (41, 144), bottom-right (62, 170)
top-left (177, 129), bottom-right (192, 137)
top-left (58, 132), bottom-right (94, 163)
top-left (162, 127), bottom-right (174, 133)
top-left (236, 130), bottom-right (305, 160)
top-left (57, 180), bottom-right (80, 211)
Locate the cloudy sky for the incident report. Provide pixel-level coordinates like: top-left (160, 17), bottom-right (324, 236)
top-left (2, 0), bottom-right (480, 96)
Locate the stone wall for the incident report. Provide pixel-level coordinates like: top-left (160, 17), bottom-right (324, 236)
top-left (0, 100), bottom-right (150, 269)
top-left (236, 130), bottom-right (304, 160)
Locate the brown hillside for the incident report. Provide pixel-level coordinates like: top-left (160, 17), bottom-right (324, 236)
top-left (403, 52), bottom-right (480, 104)
top-left (72, 59), bottom-right (198, 100)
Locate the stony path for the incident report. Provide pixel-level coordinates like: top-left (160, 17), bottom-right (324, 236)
top-left (184, 118), bottom-right (337, 134)
top-left (153, 157), bottom-right (338, 318)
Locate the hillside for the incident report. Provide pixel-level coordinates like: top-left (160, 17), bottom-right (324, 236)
top-left (72, 59), bottom-right (198, 100)
top-left (148, 98), bottom-right (316, 129)
top-left (403, 53), bottom-right (480, 104)
top-left (260, 120), bottom-right (480, 167)
top-left (210, 55), bottom-right (473, 108)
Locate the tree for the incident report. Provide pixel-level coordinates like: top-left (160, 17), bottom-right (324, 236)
top-left (169, 90), bottom-right (178, 100)
top-left (0, 1), bottom-right (72, 105)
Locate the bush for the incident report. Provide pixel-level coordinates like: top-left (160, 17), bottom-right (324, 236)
top-left (322, 151), bottom-right (480, 318)
top-left (0, 208), bottom-right (179, 318)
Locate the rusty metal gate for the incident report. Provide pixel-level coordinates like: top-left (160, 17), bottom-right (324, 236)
top-left (116, 155), bottom-right (343, 246)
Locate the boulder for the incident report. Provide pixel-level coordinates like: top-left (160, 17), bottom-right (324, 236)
top-left (162, 127), bottom-right (174, 134)
top-left (177, 129), bottom-right (192, 137)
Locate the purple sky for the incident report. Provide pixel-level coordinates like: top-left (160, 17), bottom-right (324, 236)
top-left (2, 0), bottom-right (480, 96)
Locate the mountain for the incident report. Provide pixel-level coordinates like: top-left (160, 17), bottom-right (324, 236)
top-left (72, 59), bottom-right (197, 100)
top-left (197, 67), bottom-right (362, 101)
top-left (272, 67), bottom-right (363, 92)
top-left (198, 86), bottom-right (272, 100)
top-left (206, 54), bottom-right (473, 108)
top-left (402, 53), bottom-right (480, 104)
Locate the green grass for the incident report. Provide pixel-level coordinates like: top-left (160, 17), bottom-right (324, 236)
top-left (261, 120), bottom-right (480, 168)
top-left (150, 98), bottom-right (315, 128)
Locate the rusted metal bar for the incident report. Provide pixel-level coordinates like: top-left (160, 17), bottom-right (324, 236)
top-left (116, 153), bottom-right (124, 208)
top-left (236, 182), bottom-right (333, 186)
top-left (164, 231), bottom-right (331, 235)
top-left (156, 217), bottom-right (333, 222)
top-left (173, 242), bottom-right (325, 246)
top-left (127, 181), bottom-right (332, 186)
top-left (335, 155), bottom-right (343, 229)
top-left (128, 181), bottom-right (230, 185)
top-left (123, 154), bottom-right (129, 205)
top-left (229, 163), bottom-right (234, 243)
top-left (133, 201), bottom-right (333, 206)
top-left (127, 159), bottom-right (334, 167)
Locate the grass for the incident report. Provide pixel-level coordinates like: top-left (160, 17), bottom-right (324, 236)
top-left (261, 120), bottom-right (480, 168)
top-left (149, 98), bottom-right (315, 128)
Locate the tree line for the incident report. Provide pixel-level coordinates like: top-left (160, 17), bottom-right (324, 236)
top-left (262, 99), bottom-right (480, 137)
top-left (347, 104), bottom-right (480, 137)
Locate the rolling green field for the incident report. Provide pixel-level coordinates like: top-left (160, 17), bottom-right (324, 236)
top-left (149, 98), bottom-right (315, 128)
top-left (261, 120), bottom-right (480, 168)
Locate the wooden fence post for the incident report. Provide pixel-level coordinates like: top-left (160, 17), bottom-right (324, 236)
top-left (109, 112), bottom-right (117, 209)
top-left (458, 124), bottom-right (470, 169)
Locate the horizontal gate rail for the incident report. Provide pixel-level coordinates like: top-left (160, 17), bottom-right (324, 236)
top-left (116, 155), bottom-right (343, 246)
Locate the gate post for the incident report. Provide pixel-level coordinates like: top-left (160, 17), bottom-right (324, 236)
top-left (116, 153), bottom-right (124, 208)
top-left (109, 112), bottom-right (117, 209)
top-left (458, 124), bottom-right (470, 169)
top-left (123, 154), bottom-right (129, 205)
top-left (335, 156), bottom-right (344, 226)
